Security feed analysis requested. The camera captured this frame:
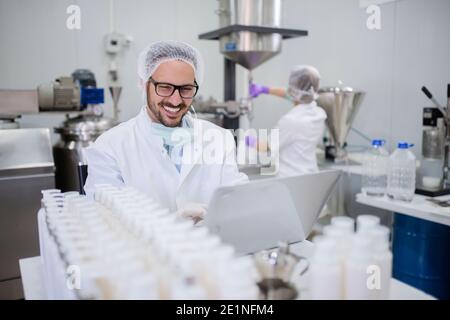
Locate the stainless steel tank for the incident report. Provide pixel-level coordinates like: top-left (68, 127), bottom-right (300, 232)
top-left (216, 0), bottom-right (282, 70)
top-left (53, 115), bottom-right (115, 192)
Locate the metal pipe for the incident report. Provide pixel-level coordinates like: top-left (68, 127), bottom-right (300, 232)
top-left (223, 58), bottom-right (239, 130)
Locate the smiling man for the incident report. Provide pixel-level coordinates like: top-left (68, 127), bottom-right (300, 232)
top-left (84, 41), bottom-right (248, 222)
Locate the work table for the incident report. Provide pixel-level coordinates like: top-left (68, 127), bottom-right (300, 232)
top-left (356, 193), bottom-right (450, 227)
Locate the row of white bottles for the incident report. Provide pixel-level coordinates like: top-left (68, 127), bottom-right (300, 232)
top-left (309, 215), bottom-right (392, 300)
top-left (362, 140), bottom-right (416, 201)
top-left (40, 185), bottom-right (259, 300)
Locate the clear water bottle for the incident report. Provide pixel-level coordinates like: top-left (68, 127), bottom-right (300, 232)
top-left (387, 142), bottom-right (416, 201)
top-left (362, 140), bottom-right (389, 197)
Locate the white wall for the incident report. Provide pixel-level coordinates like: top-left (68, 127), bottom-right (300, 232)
top-left (0, 0), bottom-right (449, 156)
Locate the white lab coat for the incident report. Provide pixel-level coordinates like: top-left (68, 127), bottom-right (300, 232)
top-left (276, 101), bottom-right (327, 177)
top-left (84, 106), bottom-right (248, 211)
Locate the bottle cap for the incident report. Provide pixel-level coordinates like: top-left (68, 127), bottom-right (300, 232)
top-left (357, 215), bottom-right (380, 233)
top-left (372, 139), bottom-right (385, 147)
top-left (323, 225), bottom-right (346, 238)
top-left (331, 216), bottom-right (355, 234)
top-left (398, 142), bottom-right (414, 149)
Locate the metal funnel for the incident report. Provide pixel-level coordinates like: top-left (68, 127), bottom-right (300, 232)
top-left (217, 0), bottom-right (282, 70)
top-left (316, 87), bottom-right (365, 160)
top-left (221, 41), bottom-right (281, 70)
top-left (109, 86), bottom-right (122, 122)
top-left (200, 0), bottom-right (308, 70)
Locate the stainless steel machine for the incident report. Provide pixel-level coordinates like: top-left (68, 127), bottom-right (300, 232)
top-left (1, 69), bottom-right (116, 192)
top-left (38, 69), bottom-right (102, 112)
top-left (0, 129), bottom-right (54, 299)
top-left (198, 0), bottom-right (308, 130)
top-left (316, 86), bottom-right (366, 162)
top-left (43, 70), bottom-right (116, 192)
top-left (416, 85), bottom-right (450, 196)
top-left (53, 114), bottom-right (115, 192)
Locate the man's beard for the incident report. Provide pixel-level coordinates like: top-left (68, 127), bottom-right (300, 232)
top-left (147, 99), bottom-right (188, 127)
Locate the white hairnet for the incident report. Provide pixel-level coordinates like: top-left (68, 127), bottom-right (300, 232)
top-left (287, 65), bottom-right (321, 101)
top-left (137, 40), bottom-right (204, 85)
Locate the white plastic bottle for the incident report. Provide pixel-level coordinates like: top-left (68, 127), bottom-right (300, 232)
top-left (362, 139), bottom-right (389, 197)
top-left (356, 214), bottom-right (380, 234)
top-left (331, 216), bottom-right (355, 234)
top-left (322, 225), bottom-right (353, 299)
top-left (387, 142), bottom-right (416, 201)
top-left (322, 225), bottom-right (351, 260)
top-left (369, 225), bottom-right (392, 300)
top-left (345, 234), bottom-right (375, 300)
top-left (309, 236), bottom-right (343, 300)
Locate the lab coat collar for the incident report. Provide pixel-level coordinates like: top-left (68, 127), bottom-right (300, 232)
top-left (136, 105), bottom-right (195, 146)
top-left (136, 105), bottom-right (204, 189)
top-left (178, 114), bottom-right (204, 188)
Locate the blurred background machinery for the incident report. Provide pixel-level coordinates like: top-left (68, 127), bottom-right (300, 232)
top-left (0, 69), bottom-right (116, 298)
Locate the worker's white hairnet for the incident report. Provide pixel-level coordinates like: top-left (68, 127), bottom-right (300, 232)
top-left (137, 40), bottom-right (204, 85)
top-left (287, 65), bottom-right (321, 102)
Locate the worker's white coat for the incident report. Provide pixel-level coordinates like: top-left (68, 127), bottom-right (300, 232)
top-left (276, 101), bottom-right (327, 177)
top-left (84, 106), bottom-right (248, 211)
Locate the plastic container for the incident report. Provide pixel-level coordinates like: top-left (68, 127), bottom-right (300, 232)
top-left (418, 158), bottom-right (443, 189)
top-left (309, 237), bottom-right (343, 300)
top-left (369, 225), bottom-right (392, 299)
top-left (356, 214), bottom-right (380, 234)
top-left (387, 142), bottom-right (416, 202)
top-left (331, 216), bottom-right (355, 234)
top-left (362, 139), bottom-right (389, 197)
top-left (345, 234), bottom-right (375, 299)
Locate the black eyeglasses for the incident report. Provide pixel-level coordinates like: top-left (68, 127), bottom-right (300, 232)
top-left (148, 77), bottom-right (199, 99)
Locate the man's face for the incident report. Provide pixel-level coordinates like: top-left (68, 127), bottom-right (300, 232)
top-left (146, 60), bottom-right (196, 127)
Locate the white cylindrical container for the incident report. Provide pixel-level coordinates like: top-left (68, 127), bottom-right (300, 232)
top-left (369, 225), bottom-right (392, 300)
top-left (362, 139), bottom-right (389, 197)
top-left (387, 142), bottom-right (416, 202)
top-left (345, 234), bottom-right (375, 300)
top-left (331, 216), bottom-right (355, 234)
top-left (309, 236), bottom-right (343, 300)
top-left (322, 225), bottom-right (353, 299)
top-left (356, 215), bottom-right (380, 234)
top-left (322, 225), bottom-right (350, 260)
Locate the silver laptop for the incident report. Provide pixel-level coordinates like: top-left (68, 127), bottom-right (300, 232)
top-left (204, 170), bottom-right (341, 255)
